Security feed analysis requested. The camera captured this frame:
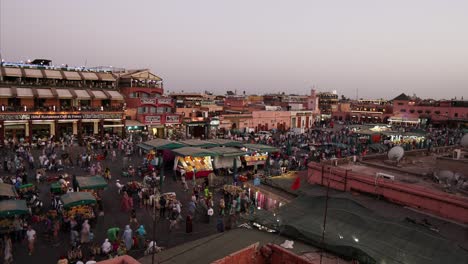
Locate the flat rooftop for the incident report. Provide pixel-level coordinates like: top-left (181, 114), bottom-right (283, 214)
top-left (346, 149), bottom-right (468, 197)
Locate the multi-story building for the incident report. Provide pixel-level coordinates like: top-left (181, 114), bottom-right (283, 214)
top-left (392, 93), bottom-right (468, 127)
top-left (332, 98), bottom-right (393, 123)
top-left (317, 91), bottom-right (338, 116)
top-left (117, 70), bottom-right (181, 138)
top-left (0, 59), bottom-right (126, 144)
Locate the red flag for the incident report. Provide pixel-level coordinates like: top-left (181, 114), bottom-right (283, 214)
top-left (291, 176), bottom-right (301, 190)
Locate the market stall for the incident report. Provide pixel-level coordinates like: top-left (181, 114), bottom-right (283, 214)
top-left (60, 192), bottom-right (97, 220)
top-left (0, 200), bottom-right (29, 234)
top-left (141, 138), bottom-right (186, 164)
top-left (241, 144), bottom-right (279, 167)
top-left (76, 176), bottom-right (108, 209)
top-left (172, 147), bottom-right (218, 179)
top-left (0, 183), bottom-right (18, 200)
top-left (180, 139), bottom-right (220, 148)
top-left (209, 147), bottom-right (243, 170)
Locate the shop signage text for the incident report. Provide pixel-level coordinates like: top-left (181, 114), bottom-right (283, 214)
top-left (145, 115), bottom-right (161, 124)
top-left (140, 98), bottom-right (157, 105)
top-left (165, 115), bottom-right (180, 123)
top-left (0, 113), bottom-right (122, 121)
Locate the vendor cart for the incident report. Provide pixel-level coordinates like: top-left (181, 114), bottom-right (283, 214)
top-left (60, 192), bottom-right (97, 220)
top-left (76, 176), bottom-right (108, 192)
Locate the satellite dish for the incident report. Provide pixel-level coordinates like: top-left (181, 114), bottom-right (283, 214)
top-left (461, 134), bottom-right (468, 147)
top-left (388, 146), bottom-right (404, 161)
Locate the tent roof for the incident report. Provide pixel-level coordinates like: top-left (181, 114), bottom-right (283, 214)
top-left (246, 196), bottom-right (468, 264)
top-left (76, 176), bottom-right (108, 190)
top-left (0, 200), bottom-right (28, 217)
top-left (206, 139), bottom-right (244, 147)
top-left (243, 143), bottom-right (279, 153)
top-left (60, 192), bottom-right (96, 209)
top-left (209, 147), bottom-right (245, 157)
top-left (144, 139), bottom-right (185, 150)
top-left (180, 139), bottom-right (219, 148)
top-left (172, 147), bottom-right (218, 157)
top-left (0, 183), bottom-right (17, 197)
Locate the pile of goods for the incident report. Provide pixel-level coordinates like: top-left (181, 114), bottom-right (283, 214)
top-left (0, 218), bottom-right (14, 233)
top-left (178, 156), bottom-right (212, 172)
top-left (63, 205), bottom-right (95, 219)
top-left (223, 185), bottom-right (243, 195)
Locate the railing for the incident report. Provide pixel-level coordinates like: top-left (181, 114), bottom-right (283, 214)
top-left (0, 106), bottom-right (124, 112)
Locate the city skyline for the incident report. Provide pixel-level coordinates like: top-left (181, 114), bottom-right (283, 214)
top-left (1, 0), bottom-right (467, 100)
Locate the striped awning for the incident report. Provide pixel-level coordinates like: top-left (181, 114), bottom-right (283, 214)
top-left (3, 68), bottom-right (22, 77)
top-left (63, 71), bottom-right (82, 80)
top-left (107, 90), bottom-right (124, 100)
top-left (24, 69), bottom-right (43, 78)
top-left (36, 88), bottom-right (54, 98)
top-left (16, 88), bottom-right (34, 98)
top-left (44, 70), bottom-right (63, 79)
top-left (56, 89), bottom-right (73, 99)
top-left (74, 89), bottom-right (91, 99)
top-left (98, 73), bottom-right (116, 82)
top-left (81, 72), bottom-right (99, 80)
top-left (91, 90), bottom-right (108, 99)
top-left (0, 88), bottom-right (12, 98)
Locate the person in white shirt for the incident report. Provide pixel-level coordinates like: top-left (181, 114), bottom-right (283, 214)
top-left (26, 226), bottom-right (36, 255)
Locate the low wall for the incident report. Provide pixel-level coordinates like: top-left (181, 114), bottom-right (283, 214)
top-left (307, 162), bottom-right (468, 224)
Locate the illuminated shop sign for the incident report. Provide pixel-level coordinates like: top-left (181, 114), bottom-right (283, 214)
top-left (0, 113), bottom-right (122, 120)
top-left (145, 115), bottom-right (162, 124)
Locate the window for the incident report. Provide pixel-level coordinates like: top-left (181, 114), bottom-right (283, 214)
top-left (137, 107), bottom-right (146, 114)
top-left (425, 110), bottom-right (431, 114)
top-left (33, 98), bottom-right (44, 109)
top-left (454, 113), bottom-right (458, 117)
top-left (400, 109), bottom-right (406, 112)
top-left (398, 102), bottom-right (404, 105)
top-left (410, 109), bottom-right (415, 113)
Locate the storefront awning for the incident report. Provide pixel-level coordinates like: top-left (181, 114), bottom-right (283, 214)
top-left (173, 147), bottom-right (218, 157)
top-left (56, 89), bottom-right (73, 99)
top-left (36, 88), bottom-right (55, 98)
top-left (97, 73), bottom-right (116, 82)
top-left (24, 68), bottom-right (43, 78)
top-left (74, 89), bottom-right (92, 99)
top-left (0, 87), bottom-right (12, 98)
top-left (63, 71), bottom-right (82, 80)
top-left (243, 143), bottom-right (279, 153)
top-left (16, 87), bottom-right (34, 98)
top-left (144, 138), bottom-right (185, 150)
top-left (3, 67), bottom-right (22, 77)
top-left (125, 120), bottom-right (144, 127)
top-left (107, 90), bottom-right (124, 100)
top-left (180, 139), bottom-right (220, 148)
top-left (91, 90), bottom-right (108, 99)
top-left (44, 70), bottom-right (63, 79)
top-left (81, 72), bottom-right (99, 81)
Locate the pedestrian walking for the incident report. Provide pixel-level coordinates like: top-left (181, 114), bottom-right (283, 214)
top-left (26, 225), bottom-right (36, 255)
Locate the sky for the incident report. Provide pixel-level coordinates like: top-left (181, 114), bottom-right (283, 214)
top-left (1, 0), bottom-right (467, 100)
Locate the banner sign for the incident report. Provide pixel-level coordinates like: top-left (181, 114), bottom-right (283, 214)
top-left (140, 98), bottom-right (157, 105)
top-left (165, 115), bottom-right (180, 124)
top-left (144, 115), bottom-right (162, 124)
top-left (0, 113), bottom-right (122, 121)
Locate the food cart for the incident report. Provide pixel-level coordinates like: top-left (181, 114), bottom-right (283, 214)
top-left (0, 183), bottom-right (18, 200)
top-left (60, 192), bottom-right (97, 220)
top-left (172, 147), bottom-right (217, 179)
top-left (140, 138), bottom-right (185, 163)
top-left (0, 200), bottom-right (29, 234)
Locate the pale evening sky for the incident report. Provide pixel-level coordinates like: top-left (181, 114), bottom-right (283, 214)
top-left (1, 0), bottom-right (467, 99)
